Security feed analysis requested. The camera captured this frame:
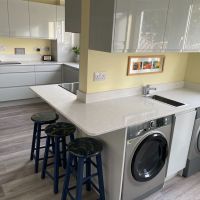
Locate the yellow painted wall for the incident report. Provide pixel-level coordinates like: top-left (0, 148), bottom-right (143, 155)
top-left (185, 53), bottom-right (200, 84)
top-left (84, 51), bottom-right (189, 93)
top-left (0, 37), bottom-right (51, 55)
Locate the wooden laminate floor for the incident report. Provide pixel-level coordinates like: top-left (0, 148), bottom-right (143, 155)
top-left (1, 103), bottom-right (200, 200)
top-left (0, 103), bottom-right (97, 200)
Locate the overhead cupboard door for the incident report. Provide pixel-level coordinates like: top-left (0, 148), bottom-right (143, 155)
top-left (113, 0), bottom-right (170, 52)
top-left (29, 2), bottom-right (56, 39)
top-left (8, 0), bottom-right (30, 37)
top-left (131, 133), bottom-right (168, 182)
top-left (0, 0), bottom-right (9, 36)
top-left (184, 0), bottom-right (200, 51)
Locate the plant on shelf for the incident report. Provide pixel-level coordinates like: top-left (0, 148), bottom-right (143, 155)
top-left (72, 46), bottom-right (80, 63)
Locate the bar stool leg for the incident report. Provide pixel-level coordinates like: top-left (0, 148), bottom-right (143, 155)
top-left (30, 122), bottom-right (37, 161)
top-left (76, 157), bottom-right (85, 200)
top-left (35, 123), bottom-right (41, 173)
top-left (61, 153), bottom-right (73, 200)
top-left (96, 154), bottom-right (105, 200)
top-left (41, 136), bottom-right (51, 179)
top-left (62, 137), bottom-right (67, 169)
top-left (86, 158), bottom-right (91, 191)
top-left (54, 137), bottom-right (60, 194)
top-left (51, 137), bottom-right (55, 154)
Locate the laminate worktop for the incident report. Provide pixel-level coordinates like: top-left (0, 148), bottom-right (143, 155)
top-left (30, 85), bottom-right (200, 136)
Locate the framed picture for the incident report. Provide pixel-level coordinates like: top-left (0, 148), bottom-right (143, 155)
top-left (127, 55), bottom-right (165, 75)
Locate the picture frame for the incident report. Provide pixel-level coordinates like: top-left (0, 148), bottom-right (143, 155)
top-left (127, 55), bottom-right (165, 76)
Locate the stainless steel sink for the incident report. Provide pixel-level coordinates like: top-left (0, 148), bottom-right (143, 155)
top-left (150, 95), bottom-right (185, 107)
top-left (59, 82), bottom-right (79, 95)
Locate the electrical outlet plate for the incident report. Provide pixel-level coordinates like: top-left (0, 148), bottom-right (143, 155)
top-left (93, 72), bottom-right (106, 81)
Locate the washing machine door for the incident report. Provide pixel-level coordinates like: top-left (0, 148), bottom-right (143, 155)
top-left (131, 133), bottom-right (168, 182)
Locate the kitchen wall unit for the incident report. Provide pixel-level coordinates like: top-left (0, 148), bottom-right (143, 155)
top-left (29, 2), bottom-right (57, 39)
top-left (166, 110), bottom-right (196, 179)
top-left (66, 0), bottom-right (200, 53)
top-left (0, 0), bottom-right (10, 36)
top-left (0, 64), bottom-right (62, 102)
top-left (8, 0), bottom-right (30, 38)
top-left (163, 0), bottom-right (193, 51)
top-left (114, 0), bottom-right (169, 52)
top-left (66, 0), bottom-right (170, 52)
top-left (65, 0), bottom-right (81, 33)
top-left (184, 0), bottom-right (200, 51)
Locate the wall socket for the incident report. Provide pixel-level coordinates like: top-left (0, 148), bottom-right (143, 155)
top-left (93, 72), bottom-right (106, 81)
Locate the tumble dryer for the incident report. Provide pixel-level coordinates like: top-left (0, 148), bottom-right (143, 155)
top-left (183, 108), bottom-right (200, 177)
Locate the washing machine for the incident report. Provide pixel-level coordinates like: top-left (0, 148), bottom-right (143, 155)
top-left (122, 115), bottom-right (173, 200)
top-left (183, 108), bottom-right (200, 177)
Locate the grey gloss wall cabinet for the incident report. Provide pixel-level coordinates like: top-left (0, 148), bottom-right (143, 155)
top-left (65, 0), bottom-right (81, 33)
top-left (65, 0), bottom-right (200, 52)
top-left (65, 0), bottom-right (170, 52)
top-left (0, 0), bottom-right (9, 36)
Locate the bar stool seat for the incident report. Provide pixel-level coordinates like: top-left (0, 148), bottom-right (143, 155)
top-left (30, 111), bottom-right (59, 173)
top-left (62, 137), bottom-right (105, 200)
top-left (31, 112), bottom-right (59, 124)
top-left (41, 122), bottom-right (76, 194)
top-left (45, 122), bottom-right (77, 137)
top-left (68, 137), bottom-right (103, 158)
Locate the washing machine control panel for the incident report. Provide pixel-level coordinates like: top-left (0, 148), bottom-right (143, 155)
top-left (127, 115), bottom-right (173, 140)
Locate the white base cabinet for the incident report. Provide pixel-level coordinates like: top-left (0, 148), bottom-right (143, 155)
top-left (166, 110), bottom-right (196, 179)
top-left (0, 64), bottom-right (62, 102)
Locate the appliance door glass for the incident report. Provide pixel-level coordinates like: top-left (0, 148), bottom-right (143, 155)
top-left (131, 133), bottom-right (168, 182)
top-left (197, 130), bottom-right (200, 152)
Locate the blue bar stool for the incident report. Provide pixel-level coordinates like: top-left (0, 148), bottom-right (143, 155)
top-left (30, 112), bottom-right (59, 173)
top-left (41, 122), bottom-right (76, 194)
top-left (61, 137), bottom-right (105, 200)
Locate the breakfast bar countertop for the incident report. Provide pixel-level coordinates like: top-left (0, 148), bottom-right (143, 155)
top-left (30, 85), bottom-right (200, 136)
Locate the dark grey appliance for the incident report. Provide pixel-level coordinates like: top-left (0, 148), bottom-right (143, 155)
top-left (183, 108), bottom-right (200, 177)
top-left (122, 116), bottom-right (173, 200)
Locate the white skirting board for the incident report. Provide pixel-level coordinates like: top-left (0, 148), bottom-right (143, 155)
top-left (77, 81), bottom-right (185, 103)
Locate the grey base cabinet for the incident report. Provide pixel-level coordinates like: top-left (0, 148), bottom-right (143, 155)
top-left (0, 64), bottom-right (62, 102)
top-left (62, 65), bottom-right (79, 83)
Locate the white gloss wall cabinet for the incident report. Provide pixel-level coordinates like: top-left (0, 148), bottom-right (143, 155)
top-left (184, 0), bottom-right (200, 51)
top-left (66, 0), bottom-right (169, 52)
top-left (29, 2), bottom-right (56, 39)
top-left (8, 0), bottom-right (30, 38)
top-left (0, 0), bottom-right (9, 36)
top-left (166, 110), bottom-right (196, 179)
top-left (163, 0), bottom-right (193, 51)
top-left (118, 0), bottom-right (169, 52)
